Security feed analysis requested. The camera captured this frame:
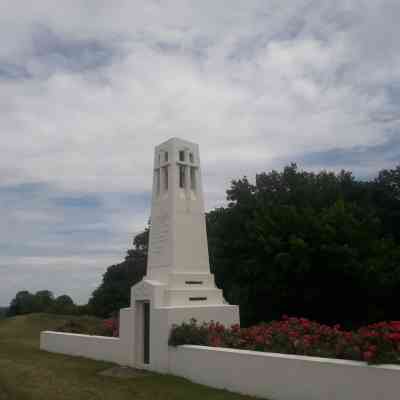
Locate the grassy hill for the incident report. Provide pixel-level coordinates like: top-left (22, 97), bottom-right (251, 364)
top-left (0, 314), bottom-right (254, 400)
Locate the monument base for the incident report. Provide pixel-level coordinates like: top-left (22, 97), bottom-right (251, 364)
top-left (122, 279), bottom-right (239, 372)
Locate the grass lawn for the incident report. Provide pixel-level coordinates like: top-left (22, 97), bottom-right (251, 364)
top-left (0, 314), bottom-right (257, 400)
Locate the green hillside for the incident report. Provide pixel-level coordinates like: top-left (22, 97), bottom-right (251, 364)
top-left (0, 314), bottom-right (253, 400)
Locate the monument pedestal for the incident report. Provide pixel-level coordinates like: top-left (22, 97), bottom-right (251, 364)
top-left (126, 278), bottom-right (238, 371)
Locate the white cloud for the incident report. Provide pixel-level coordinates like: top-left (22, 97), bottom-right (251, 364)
top-left (0, 0), bottom-right (399, 305)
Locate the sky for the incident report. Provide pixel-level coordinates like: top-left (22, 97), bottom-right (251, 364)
top-left (1, 0), bottom-right (399, 306)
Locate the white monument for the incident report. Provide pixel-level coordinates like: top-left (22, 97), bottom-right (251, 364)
top-left (129, 137), bottom-right (239, 371)
top-left (41, 137), bottom-right (239, 372)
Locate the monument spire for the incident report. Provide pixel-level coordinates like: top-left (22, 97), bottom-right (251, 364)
top-left (147, 138), bottom-right (209, 282)
top-left (144, 137), bottom-right (227, 306)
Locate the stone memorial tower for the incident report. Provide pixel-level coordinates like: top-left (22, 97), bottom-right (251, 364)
top-left (40, 138), bottom-right (239, 373)
top-left (129, 137), bottom-right (239, 371)
top-left (147, 138), bottom-right (223, 302)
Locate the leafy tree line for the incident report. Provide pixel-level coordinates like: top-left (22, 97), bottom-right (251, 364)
top-left (6, 290), bottom-right (88, 317)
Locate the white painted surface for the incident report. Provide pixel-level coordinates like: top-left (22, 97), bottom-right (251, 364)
top-left (118, 307), bottom-right (136, 365)
top-left (40, 331), bottom-right (123, 364)
top-left (147, 138), bottom-right (210, 285)
top-left (169, 345), bottom-right (400, 400)
top-left (150, 303), bottom-right (239, 372)
top-left (40, 330), bottom-right (400, 400)
top-left (127, 138), bottom-right (239, 371)
top-left (40, 306), bottom-right (136, 366)
top-left (145, 138), bottom-right (231, 308)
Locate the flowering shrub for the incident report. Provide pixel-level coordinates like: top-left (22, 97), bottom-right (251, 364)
top-left (169, 316), bottom-right (400, 365)
top-left (56, 316), bottom-right (119, 337)
top-left (103, 317), bottom-right (119, 337)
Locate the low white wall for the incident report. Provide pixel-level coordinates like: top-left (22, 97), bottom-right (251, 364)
top-left (40, 331), bottom-right (400, 400)
top-left (40, 331), bottom-right (123, 365)
top-left (168, 345), bottom-right (400, 400)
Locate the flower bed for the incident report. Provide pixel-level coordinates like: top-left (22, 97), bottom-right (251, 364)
top-left (56, 316), bottom-right (119, 337)
top-left (169, 316), bottom-right (400, 365)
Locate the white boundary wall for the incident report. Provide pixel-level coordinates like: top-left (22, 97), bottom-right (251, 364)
top-left (41, 331), bottom-right (400, 400)
top-left (40, 307), bottom-right (135, 366)
top-left (40, 331), bottom-right (124, 364)
top-left (168, 345), bottom-right (400, 400)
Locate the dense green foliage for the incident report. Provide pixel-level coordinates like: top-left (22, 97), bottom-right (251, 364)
top-left (207, 164), bottom-right (400, 328)
top-left (6, 290), bottom-right (87, 317)
top-left (88, 229), bottom-right (148, 317)
top-left (0, 307), bottom-right (7, 319)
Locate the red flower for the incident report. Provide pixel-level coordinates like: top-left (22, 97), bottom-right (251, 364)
top-left (170, 316), bottom-right (400, 365)
top-left (255, 335), bottom-right (264, 345)
top-left (210, 335), bottom-right (222, 347)
top-left (387, 333), bottom-right (400, 342)
top-left (363, 351), bottom-right (374, 362)
top-left (103, 317), bottom-right (119, 337)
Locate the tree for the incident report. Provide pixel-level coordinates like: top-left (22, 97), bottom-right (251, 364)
top-left (7, 290), bottom-right (57, 316)
top-left (373, 165), bottom-right (400, 241)
top-left (207, 164), bottom-right (400, 328)
top-left (51, 295), bottom-right (75, 314)
top-left (7, 291), bottom-right (36, 316)
top-left (33, 290), bottom-right (54, 312)
top-left (89, 228), bottom-right (149, 317)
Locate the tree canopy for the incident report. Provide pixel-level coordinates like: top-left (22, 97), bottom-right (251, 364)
top-left (88, 228), bottom-right (148, 317)
top-left (207, 164), bottom-right (400, 328)
top-left (6, 290), bottom-right (78, 316)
